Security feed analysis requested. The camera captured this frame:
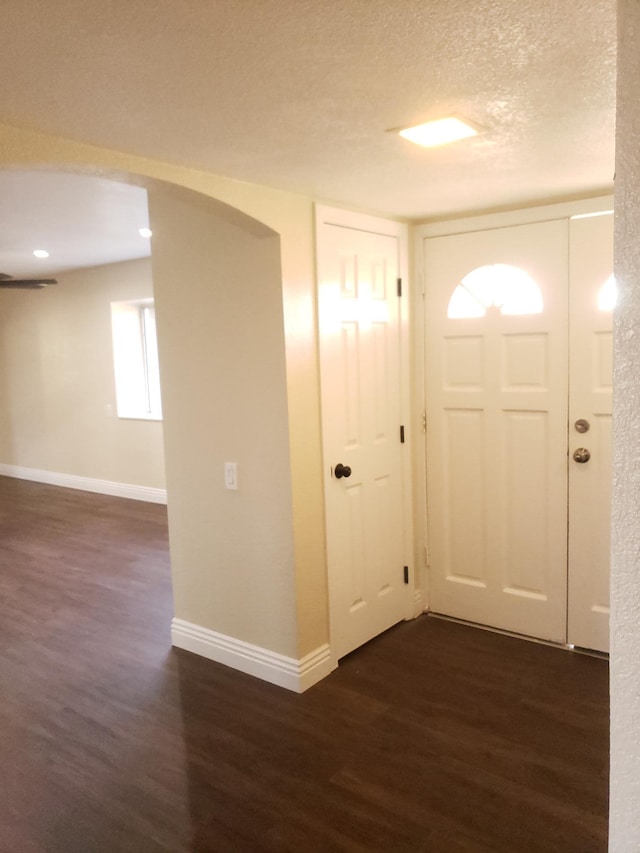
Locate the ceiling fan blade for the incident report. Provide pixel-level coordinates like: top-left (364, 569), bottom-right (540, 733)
top-left (0, 276), bottom-right (57, 289)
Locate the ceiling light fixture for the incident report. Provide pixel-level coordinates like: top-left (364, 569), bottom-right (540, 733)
top-left (139, 227), bottom-right (152, 238)
top-left (33, 249), bottom-right (49, 258)
top-left (398, 116), bottom-right (480, 148)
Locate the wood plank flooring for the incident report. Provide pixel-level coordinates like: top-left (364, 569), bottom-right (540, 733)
top-left (0, 476), bottom-right (608, 852)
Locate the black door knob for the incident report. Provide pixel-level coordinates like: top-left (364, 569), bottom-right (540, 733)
top-left (334, 463), bottom-right (352, 479)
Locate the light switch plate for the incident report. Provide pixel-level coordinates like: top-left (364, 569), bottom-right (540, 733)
top-left (224, 462), bottom-right (238, 490)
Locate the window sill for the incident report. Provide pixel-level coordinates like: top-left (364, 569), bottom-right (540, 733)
top-left (117, 413), bottom-right (163, 423)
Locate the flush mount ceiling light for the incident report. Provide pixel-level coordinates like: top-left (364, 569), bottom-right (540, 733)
top-left (33, 249), bottom-right (50, 258)
top-left (398, 116), bottom-right (480, 148)
top-left (138, 227), bottom-right (152, 238)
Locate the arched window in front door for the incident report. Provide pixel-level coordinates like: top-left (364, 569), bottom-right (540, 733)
top-left (447, 263), bottom-right (544, 319)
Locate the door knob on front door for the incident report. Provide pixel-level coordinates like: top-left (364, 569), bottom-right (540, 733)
top-left (573, 447), bottom-right (591, 463)
top-left (334, 463), bottom-right (352, 479)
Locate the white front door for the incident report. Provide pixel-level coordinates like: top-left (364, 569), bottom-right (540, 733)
top-left (424, 220), bottom-right (570, 643)
top-left (316, 207), bottom-right (410, 660)
top-left (424, 212), bottom-right (613, 652)
top-left (567, 212), bottom-right (613, 653)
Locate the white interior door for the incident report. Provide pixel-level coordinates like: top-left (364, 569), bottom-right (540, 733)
top-left (317, 208), bottom-right (409, 660)
top-left (424, 220), bottom-right (570, 643)
top-left (568, 212), bottom-right (613, 653)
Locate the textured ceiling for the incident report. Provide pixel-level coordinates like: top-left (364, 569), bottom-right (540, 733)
top-left (1, 0), bottom-right (616, 220)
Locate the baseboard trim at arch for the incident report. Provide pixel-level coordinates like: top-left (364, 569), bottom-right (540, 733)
top-left (171, 618), bottom-right (336, 693)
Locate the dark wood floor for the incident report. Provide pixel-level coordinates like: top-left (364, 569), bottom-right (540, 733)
top-left (0, 476), bottom-right (608, 852)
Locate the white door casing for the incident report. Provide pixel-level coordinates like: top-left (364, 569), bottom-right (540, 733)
top-left (316, 206), bottom-right (412, 661)
top-left (567, 212), bottom-right (613, 652)
top-left (424, 219), bottom-right (570, 643)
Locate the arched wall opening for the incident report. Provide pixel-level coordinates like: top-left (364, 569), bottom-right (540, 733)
top-left (0, 155), bottom-right (331, 689)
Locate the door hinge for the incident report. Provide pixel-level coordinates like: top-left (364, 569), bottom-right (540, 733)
top-left (397, 277), bottom-right (402, 297)
top-left (400, 424), bottom-right (405, 443)
top-left (403, 565), bottom-right (409, 584)
top-left (421, 412), bottom-right (427, 434)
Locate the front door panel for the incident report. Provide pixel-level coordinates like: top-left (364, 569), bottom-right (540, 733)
top-left (568, 213), bottom-right (613, 652)
top-left (425, 220), bottom-right (569, 643)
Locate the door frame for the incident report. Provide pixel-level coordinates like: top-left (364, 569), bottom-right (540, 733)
top-left (315, 205), bottom-right (418, 665)
top-left (413, 194), bottom-right (614, 616)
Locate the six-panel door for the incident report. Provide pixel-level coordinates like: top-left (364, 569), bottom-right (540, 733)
top-left (317, 219), bottom-right (408, 660)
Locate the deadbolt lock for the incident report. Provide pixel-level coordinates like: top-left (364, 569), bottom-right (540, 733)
top-left (575, 419), bottom-right (590, 434)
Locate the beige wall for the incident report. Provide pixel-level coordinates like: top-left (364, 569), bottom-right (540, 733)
top-left (0, 257), bottom-right (166, 488)
top-left (0, 123), bottom-right (330, 659)
top-left (149, 188), bottom-right (298, 655)
top-left (610, 1), bottom-right (640, 848)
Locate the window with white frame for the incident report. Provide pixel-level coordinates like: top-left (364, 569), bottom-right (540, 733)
top-left (111, 299), bottom-right (162, 420)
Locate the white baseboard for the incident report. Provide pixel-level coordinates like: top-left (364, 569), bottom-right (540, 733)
top-left (0, 464), bottom-right (167, 505)
top-left (171, 618), bottom-right (336, 693)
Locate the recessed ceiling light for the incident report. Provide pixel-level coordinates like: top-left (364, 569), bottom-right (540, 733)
top-left (139, 228), bottom-right (152, 239)
top-left (33, 249), bottom-right (49, 258)
top-left (398, 116), bottom-right (480, 148)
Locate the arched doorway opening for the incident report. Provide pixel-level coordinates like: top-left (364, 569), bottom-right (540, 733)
top-left (0, 166), bottom-right (310, 684)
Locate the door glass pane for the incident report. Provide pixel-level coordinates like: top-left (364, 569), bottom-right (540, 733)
top-left (447, 264), bottom-right (543, 318)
